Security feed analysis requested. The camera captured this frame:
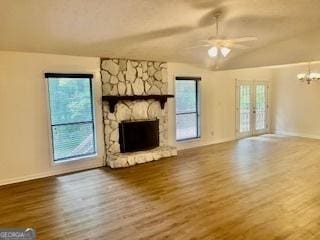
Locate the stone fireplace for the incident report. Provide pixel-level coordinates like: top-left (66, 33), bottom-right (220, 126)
top-left (101, 58), bottom-right (177, 168)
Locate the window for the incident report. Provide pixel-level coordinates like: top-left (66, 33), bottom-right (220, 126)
top-left (175, 77), bottom-right (200, 141)
top-left (46, 73), bottom-right (96, 161)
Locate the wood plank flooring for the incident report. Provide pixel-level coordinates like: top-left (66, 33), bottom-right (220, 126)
top-left (0, 134), bottom-right (319, 240)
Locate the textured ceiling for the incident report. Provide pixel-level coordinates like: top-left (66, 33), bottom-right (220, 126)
top-left (1, 0), bottom-right (320, 70)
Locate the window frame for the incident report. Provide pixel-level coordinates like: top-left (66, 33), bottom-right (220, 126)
top-left (175, 76), bottom-right (201, 142)
top-left (45, 73), bottom-right (97, 163)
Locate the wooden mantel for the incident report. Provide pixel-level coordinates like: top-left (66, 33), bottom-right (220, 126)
top-left (102, 95), bottom-right (174, 113)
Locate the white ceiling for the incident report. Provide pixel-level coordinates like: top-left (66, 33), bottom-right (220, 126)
top-left (1, 0), bottom-right (320, 70)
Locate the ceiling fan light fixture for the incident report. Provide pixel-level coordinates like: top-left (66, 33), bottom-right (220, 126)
top-left (220, 47), bottom-right (231, 57)
top-left (208, 46), bottom-right (218, 58)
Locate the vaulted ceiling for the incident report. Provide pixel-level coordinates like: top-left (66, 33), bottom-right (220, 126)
top-left (1, 0), bottom-right (320, 70)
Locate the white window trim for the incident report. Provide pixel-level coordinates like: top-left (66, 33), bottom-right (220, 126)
top-left (45, 73), bottom-right (98, 165)
top-left (175, 76), bottom-right (201, 142)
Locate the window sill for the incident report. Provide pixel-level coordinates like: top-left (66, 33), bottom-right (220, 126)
top-left (176, 137), bottom-right (201, 143)
top-left (52, 153), bottom-right (98, 165)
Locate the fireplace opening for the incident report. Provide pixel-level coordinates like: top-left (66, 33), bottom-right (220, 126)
top-left (119, 119), bottom-right (159, 153)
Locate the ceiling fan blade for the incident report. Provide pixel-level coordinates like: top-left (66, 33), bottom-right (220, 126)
top-left (186, 44), bottom-right (212, 49)
top-left (229, 37), bottom-right (258, 43)
top-left (200, 39), bottom-right (212, 44)
top-left (197, 39), bottom-right (251, 49)
top-left (207, 39), bottom-right (230, 47)
top-left (224, 43), bottom-right (250, 49)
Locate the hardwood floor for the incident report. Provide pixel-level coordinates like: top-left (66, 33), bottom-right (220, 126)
top-left (0, 134), bottom-right (319, 240)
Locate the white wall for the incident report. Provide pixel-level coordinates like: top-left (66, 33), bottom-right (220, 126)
top-left (0, 51), bottom-right (274, 185)
top-left (167, 62), bottom-right (273, 149)
top-left (0, 51), bottom-right (104, 185)
top-left (271, 63), bottom-right (320, 138)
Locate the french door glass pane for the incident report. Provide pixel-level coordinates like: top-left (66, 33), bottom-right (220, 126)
top-left (176, 113), bottom-right (197, 140)
top-left (239, 85), bottom-right (251, 133)
top-left (255, 85), bottom-right (266, 130)
top-left (52, 122), bottom-right (95, 160)
top-left (176, 80), bottom-right (196, 114)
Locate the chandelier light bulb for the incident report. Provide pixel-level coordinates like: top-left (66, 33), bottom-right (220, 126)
top-left (309, 72), bottom-right (320, 80)
top-left (297, 73), bottom-right (306, 80)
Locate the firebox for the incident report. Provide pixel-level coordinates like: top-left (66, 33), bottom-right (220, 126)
top-left (119, 119), bottom-right (159, 153)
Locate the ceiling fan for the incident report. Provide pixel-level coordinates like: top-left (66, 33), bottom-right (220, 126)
top-left (194, 13), bottom-right (258, 58)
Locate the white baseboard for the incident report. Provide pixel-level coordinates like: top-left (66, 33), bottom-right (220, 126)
top-left (177, 137), bottom-right (236, 150)
top-left (273, 130), bottom-right (320, 140)
top-left (0, 162), bottom-right (104, 186)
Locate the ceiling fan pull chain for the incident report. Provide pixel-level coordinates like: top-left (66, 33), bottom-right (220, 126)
top-left (216, 15), bottom-right (219, 37)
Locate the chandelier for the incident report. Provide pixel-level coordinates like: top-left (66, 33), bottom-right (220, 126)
top-left (297, 63), bottom-right (320, 84)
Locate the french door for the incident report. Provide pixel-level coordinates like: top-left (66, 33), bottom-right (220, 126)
top-left (236, 80), bottom-right (270, 138)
